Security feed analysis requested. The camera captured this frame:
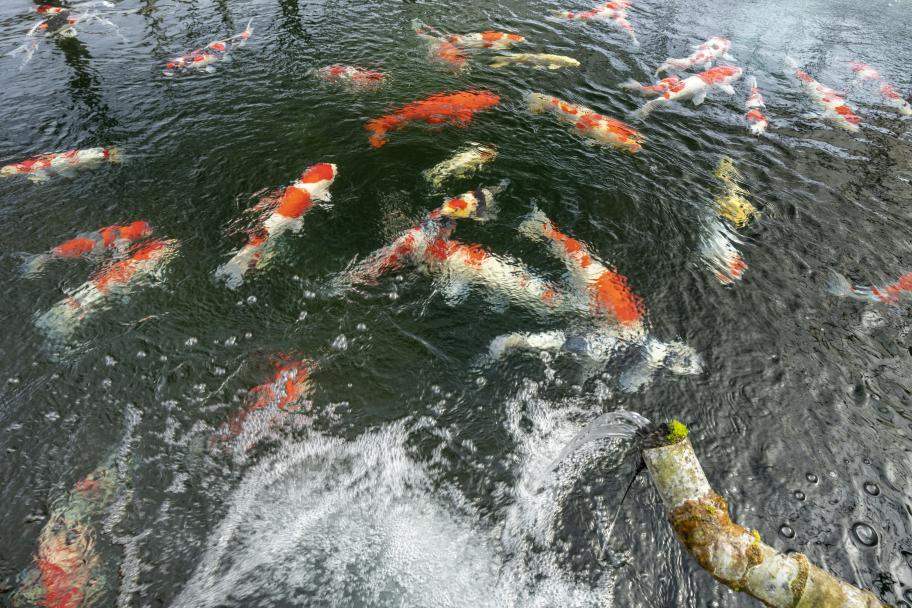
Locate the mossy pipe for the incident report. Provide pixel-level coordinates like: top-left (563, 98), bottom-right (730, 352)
top-left (641, 422), bottom-right (888, 608)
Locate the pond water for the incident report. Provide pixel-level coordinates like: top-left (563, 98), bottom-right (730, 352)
top-left (1, 0), bottom-right (912, 606)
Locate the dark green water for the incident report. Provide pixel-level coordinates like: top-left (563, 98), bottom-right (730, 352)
top-left (2, 0), bottom-right (912, 606)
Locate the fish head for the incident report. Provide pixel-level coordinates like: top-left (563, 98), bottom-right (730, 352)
top-left (0, 166), bottom-right (18, 177)
top-left (299, 162), bottom-right (337, 185)
top-left (123, 221), bottom-right (153, 240)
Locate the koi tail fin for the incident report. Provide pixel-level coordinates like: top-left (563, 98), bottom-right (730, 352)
top-left (20, 253), bottom-right (53, 277)
top-left (631, 98), bottom-right (661, 120)
top-left (243, 19), bottom-right (254, 39)
top-left (784, 56), bottom-right (800, 72)
top-left (525, 91), bottom-right (551, 114)
top-left (107, 147), bottom-right (123, 163)
top-left (825, 270), bottom-right (882, 302)
top-left (214, 242), bottom-right (264, 289)
top-left (747, 75), bottom-right (757, 90)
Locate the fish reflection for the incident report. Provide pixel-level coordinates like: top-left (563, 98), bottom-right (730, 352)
top-left (10, 459), bottom-right (117, 608)
top-left (365, 90), bottom-right (500, 148)
top-left (21, 221), bottom-right (153, 276)
top-left (215, 163), bottom-right (337, 289)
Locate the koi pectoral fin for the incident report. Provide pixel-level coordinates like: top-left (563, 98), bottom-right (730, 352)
top-left (718, 84), bottom-right (736, 95)
top-left (691, 89), bottom-right (708, 106)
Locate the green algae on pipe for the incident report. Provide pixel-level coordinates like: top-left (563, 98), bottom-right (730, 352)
top-left (641, 421), bottom-right (888, 608)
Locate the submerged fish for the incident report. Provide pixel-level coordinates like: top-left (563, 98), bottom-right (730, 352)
top-left (36, 238), bottom-right (178, 338)
top-left (554, 1), bottom-right (638, 46)
top-left (489, 53), bottom-right (579, 70)
top-left (527, 92), bottom-right (643, 152)
top-left (518, 208), bottom-right (644, 334)
top-left (700, 219), bottom-right (746, 285)
top-left (847, 61), bottom-right (911, 116)
top-left (211, 358), bottom-right (316, 462)
top-left (1, 147), bottom-right (122, 183)
top-left (744, 76), bottom-right (769, 135)
top-left (848, 60), bottom-right (880, 82)
top-left (312, 64), bottom-right (385, 91)
top-left (787, 57), bottom-right (861, 131)
top-left (829, 271), bottom-right (912, 303)
top-left (10, 460), bottom-right (117, 608)
top-left (365, 90), bottom-right (500, 148)
top-left (713, 157), bottom-right (757, 228)
top-left (215, 163), bottom-right (337, 289)
top-left (163, 21), bottom-right (252, 76)
top-left (655, 36), bottom-right (734, 75)
top-left (446, 30), bottom-right (525, 50)
top-left (412, 19), bottom-right (466, 72)
top-left (423, 143), bottom-right (497, 189)
top-left (22, 221), bottom-right (153, 276)
top-left (628, 65), bottom-right (743, 118)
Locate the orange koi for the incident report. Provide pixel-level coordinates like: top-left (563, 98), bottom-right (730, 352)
top-left (412, 19), bottom-right (467, 72)
top-left (365, 90), bottom-right (500, 148)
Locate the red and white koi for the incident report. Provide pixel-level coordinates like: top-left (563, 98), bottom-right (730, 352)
top-left (445, 30), bottom-right (525, 50)
top-left (655, 36), bottom-right (734, 75)
top-left (744, 76), bottom-right (769, 135)
top-left (12, 2), bottom-right (125, 67)
top-left (210, 358), bottom-right (315, 463)
top-left (829, 271), bottom-right (912, 303)
top-left (700, 219), bottom-right (746, 285)
top-left (36, 238), bottom-right (178, 337)
top-left (848, 61), bottom-right (880, 82)
top-left (518, 209), bottom-right (645, 335)
top-left (786, 58), bottom-right (861, 131)
top-left (1, 147), bottom-right (122, 183)
top-left (412, 19), bottom-right (467, 72)
top-left (163, 21), bottom-right (253, 77)
top-left (848, 61), bottom-right (911, 116)
top-left (629, 65), bottom-right (743, 118)
top-left (22, 220), bottom-right (153, 276)
top-left (619, 75), bottom-right (683, 97)
top-left (215, 163), bottom-right (337, 289)
top-left (313, 64), bottom-right (385, 91)
top-left (554, 1), bottom-right (638, 46)
top-left (527, 92), bottom-right (643, 153)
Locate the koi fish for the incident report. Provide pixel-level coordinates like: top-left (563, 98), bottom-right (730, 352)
top-left (700, 219), bottom-right (746, 284)
top-left (22, 221), bottom-right (153, 276)
top-left (786, 57), bottom-right (861, 131)
top-left (312, 64), bottom-right (385, 91)
top-left (828, 271), bottom-right (912, 303)
top-left (489, 52), bottom-right (580, 70)
top-left (215, 163), bottom-right (337, 289)
top-left (163, 20), bottom-right (252, 76)
top-left (36, 238), bottom-right (177, 338)
top-left (655, 36), bottom-right (734, 75)
top-left (713, 157), bottom-right (757, 228)
top-left (848, 61), bottom-right (880, 82)
top-left (423, 143), bottom-right (497, 189)
top-left (527, 92), bottom-right (643, 152)
top-left (11, 2), bottom-right (126, 67)
top-left (10, 460), bottom-right (116, 608)
top-left (365, 90), bottom-right (500, 148)
top-left (630, 65), bottom-right (743, 118)
top-left (518, 209), bottom-right (644, 334)
top-left (619, 75), bottom-right (683, 97)
top-left (744, 76), bottom-right (769, 135)
top-left (1, 147), bottom-right (122, 183)
top-left (412, 19), bottom-right (467, 72)
top-left (554, 1), bottom-right (638, 45)
top-left (210, 358), bottom-right (315, 462)
top-left (879, 83), bottom-right (912, 116)
top-left (446, 30), bottom-right (525, 50)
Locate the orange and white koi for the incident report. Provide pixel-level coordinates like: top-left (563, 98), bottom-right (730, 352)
top-left (786, 57), bottom-right (861, 131)
top-left (412, 19), bottom-right (467, 72)
top-left (1, 147), bottom-right (122, 182)
top-left (848, 61), bottom-right (880, 82)
top-left (744, 76), bottom-right (769, 135)
top-left (700, 219), bottom-right (746, 285)
top-left (554, 1), bottom-right (638, 45)
top-left (829, 271), bottom-right (912, 303)
top-left (630, 65), bottom-right (743, 118)
top-left (313, 64), bottom-right (385, 91)
top-left (215, 163), bottom-right (337, 289)
top-left (365, 90), bottom-right (500, 148)
top-left (163, 21), bottom-right (252, 76)
top-left (22, 220), bottom-right (153, 276)
top-left (619, 75), bottom-right (683, 97)
top-left (10, 459), bottom-right (116, 608)
top-left (445, 30), bottom-right (525, 50)
top-left (36, 239), bottom-right (177, 338)
top-left (527, 92), bottom-right (643, 152)
top-left (210, 358), bottom-right (315, 462)
top-left (655, 36), bottom-right (734, 75)
top-left (518, 209), bottom-right (644, 334)
top-left (878, 83), bottom-right (912, 116)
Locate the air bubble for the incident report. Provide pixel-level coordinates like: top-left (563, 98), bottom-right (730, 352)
top-left (136, 350), bottom-right (147, 358)
top-left (331, 335), bottom-right (348, 351)
top-left (793, 491), bottom-right (805, 501)
top-left (297, 311), bottom-right (308, 322)
top-left (475, 377), bottom-right (486, 386)
top-left (224, 336), bottom-right (237, 346)
top-left (244, 332), bottom-right (253, 339)
top-left (863, 482), bottom-right (880, 496)
top-left (101, 378), bottom-right (112, 389)
top-left (246, 295), bottom-right (257, 305)
top-left (806, 473), bottom-right (818, 483)
top-left (851, 522), bottom-right (878, 547)
top-left (356, 323), bottom-right (367, 332)
top-left (779, 525), bottom-right (795, 539)
top-left (7, 377), bottom-right (19, 385)
top-left (303, 290), bottom-right (316, 299)
top-left (185, 337), bottom-right (198, 347)
top-left (104, 355), bottom-right (117, 367)
top-left (388, 291), bottom-right (399, 300)
top-left (45, 411), bottom-right (60, 421)
top-left (213, 367), bottom-right (227, 376)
